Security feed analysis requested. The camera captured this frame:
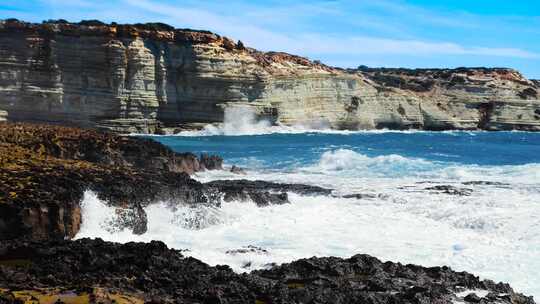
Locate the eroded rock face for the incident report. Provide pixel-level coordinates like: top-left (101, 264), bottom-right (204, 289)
top-left (1, 20), bottom-right (539, 132)
top-left (0, 239), bottom-right (534, 304)
top-left (0, 123), bottom-right (220, 240)
top-left (0, 123), bottom-right (327, 240)
top-left (356, 67), bottom-right (540, 131)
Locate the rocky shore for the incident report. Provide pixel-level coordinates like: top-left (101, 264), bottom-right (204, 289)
top-left (0, 122), bottom-right (536, 303)
top-left (0, 122), bottom-right (329, 240)
top-left (0, 19), bottom-right (539, 133)
top-left (0, 238), bottom-right (534, 304)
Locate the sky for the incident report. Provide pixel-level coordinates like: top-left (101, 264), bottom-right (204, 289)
top-left (1, 0), bottom-right (539, 79)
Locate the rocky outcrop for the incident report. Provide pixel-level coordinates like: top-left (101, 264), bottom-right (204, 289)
top-left (0, 238), bottom-right (534, 303)
top-left (355, 67), bottom-right (540, 130)
top-left (0, 123), bottom-right (219, 240)
top-left (1, 19), bottom-right (539, 133)
top-left (0, 123), bottom-right (333, 240)
top-left (0, 123), bottom-right (207, 174)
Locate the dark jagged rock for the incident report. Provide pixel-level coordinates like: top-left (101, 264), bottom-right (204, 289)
top-left (206, 179), bottom-right (332, 206)
top-left (199, 153), bottom-right (223, 170)
top-left (230, 165), bottom-right (247, 175)
top-left (225, 245), bottom-right (269, 255)
top-left (462, 181), bottom-right (510, 187)
top-left (0, 123), bottom-right (331, 240)
top-left (425, 185), bottom-right (473, 196)
top-left (206, 179), bottom-right (332, 196)
top-left (0, 239), bottom-right (534, 304)
top-left (341, 193), bottom-right (387, 199)
top-left (464, 293), bottom-right (483, 303)
top-left (0, 123), bottom-right (204, 174)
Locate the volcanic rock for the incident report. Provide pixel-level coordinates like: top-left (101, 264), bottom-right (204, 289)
top-left (0, 238), bottom-right (534, 304)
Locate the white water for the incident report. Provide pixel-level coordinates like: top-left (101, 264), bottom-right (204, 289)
top-left (76, 148), bottom-right (540, 299)
top-left (175, 105), bottom-right (448, 136)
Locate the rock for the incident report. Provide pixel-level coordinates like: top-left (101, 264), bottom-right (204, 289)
top-left (0, 123), bottom-right (319, 240)
top-left (206, 179), bottom-right (332, 206)
top-left (425, 185), bottom-right (473, 196)
top-left (464, 293), bottom-right (483, 303)
top-left (0, 20), bottom-right (539, 133)
top-left (206, 179), bottom-right (332, 196)
top-left (0, 123), bottom-right (218, 240)
top-left (225, 245), bottom-right (268, 255)
top-left (463, 181), bottom-right (510, 187)
top-left (519, 87), bottom-right (538, 99)
top-left (0, 239), bottom-right (534, 304)
top-left (230, 165), bottom-right (246, 175)
top-left (341, 193), bottom-right (383, 199)
top-left (199, 153), bottom-right (223, 170)
top-left (0, 122), bottom-right (207, 174)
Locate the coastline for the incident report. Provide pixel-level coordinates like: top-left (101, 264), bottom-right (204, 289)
top-left (0, 122), bottom-right (536, 303)
top-left (1, 19), bottom-right (539, 134)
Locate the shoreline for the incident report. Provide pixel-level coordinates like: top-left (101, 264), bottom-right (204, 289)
top-left (0, 122), bottom-right (536, 303)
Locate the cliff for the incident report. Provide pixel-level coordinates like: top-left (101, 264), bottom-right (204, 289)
top-left (0, 19), bottom-right (539, 133)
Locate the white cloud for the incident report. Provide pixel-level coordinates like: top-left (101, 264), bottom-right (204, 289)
top-left (117, 0), bottom-right (539, 59)
top-left (7, 0), bottom-right (538, 61)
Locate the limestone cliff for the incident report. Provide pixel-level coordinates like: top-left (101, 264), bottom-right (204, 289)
top-left (1, 19), bottom-right (539, 133)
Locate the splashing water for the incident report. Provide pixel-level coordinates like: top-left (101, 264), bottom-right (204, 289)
top-left (77, 130), bottom-right (540, 299)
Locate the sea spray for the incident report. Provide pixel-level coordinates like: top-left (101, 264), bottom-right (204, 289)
top-left (78, 131), bottom-right (540, 298)
top-left (76, 189), bottom-right (540, 297)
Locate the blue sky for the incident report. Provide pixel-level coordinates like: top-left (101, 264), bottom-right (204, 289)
top-left (2, 0), bottom-right (539, 78)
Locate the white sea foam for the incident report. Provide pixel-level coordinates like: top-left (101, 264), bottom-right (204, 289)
top-left (76, 145), bottom-right (540, 299)
top-left (77, 175), bottom-right (540, 299)
top-left (171, 105), bottom-right (462, 136)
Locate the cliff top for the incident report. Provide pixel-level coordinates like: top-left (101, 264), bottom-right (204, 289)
top-left (0, 19), bottom-right (333, 72)
top-left (352, 65), bottom-right (536, 93)
top-left (0, 19), bottom-right (535, 81)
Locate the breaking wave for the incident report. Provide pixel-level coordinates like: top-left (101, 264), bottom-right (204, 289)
top-left (79, 131), bottom-right (540, 299)
top-left (175, 105), bottom-right (443, 137)
top-left (76, 186), bottom-right (540, 298)
top-left (310, 149), bottom-right (436, 175)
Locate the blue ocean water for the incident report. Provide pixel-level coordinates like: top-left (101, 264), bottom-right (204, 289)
top-left (153, 131), bottom-right (540, 169)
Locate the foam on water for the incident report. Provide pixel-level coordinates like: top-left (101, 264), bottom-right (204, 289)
top-left (174, 105), bottom-right (437, 137)
top-left (77, 179), bottom-right (540, 299)
top-left (77, 124), bottom-right (540, 299)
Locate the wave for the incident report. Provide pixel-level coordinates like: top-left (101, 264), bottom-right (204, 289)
top-left (285, 149), bottom-right (540, 184)
top-left (310, 149), bottom-right (436, 175)
top-left (76, 190), bottom-right (540, 298)
top-left (167, 105), bottom-right (490, 137)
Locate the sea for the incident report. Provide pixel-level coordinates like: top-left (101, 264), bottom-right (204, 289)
top-left (76, 107), bottom-right (540, 299)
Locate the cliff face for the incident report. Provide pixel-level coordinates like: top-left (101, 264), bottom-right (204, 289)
top-left (1, 19), bottom-right (539, 133)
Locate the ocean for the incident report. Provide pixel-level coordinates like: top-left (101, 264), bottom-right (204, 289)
top-left (76, 114), bottom-right (540, 298)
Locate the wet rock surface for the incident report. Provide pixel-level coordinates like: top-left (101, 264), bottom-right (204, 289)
top-left (225, 245), bottom-right (269, 255)
top-left (0, 123), bottom-right (305, 240)
top-left (0, 238), bottom-right (534, 304)
top-left (206, 179), bottom-right (332, 206)
top-left (230, 165), bottom-right (247, 175)
top-left (424, 185), bottom-right (474, 196)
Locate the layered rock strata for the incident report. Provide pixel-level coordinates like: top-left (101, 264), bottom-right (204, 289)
top-left (1, 19), bottom-right (539, 133)
top-left (0, 238), bottom-right (535, 303)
